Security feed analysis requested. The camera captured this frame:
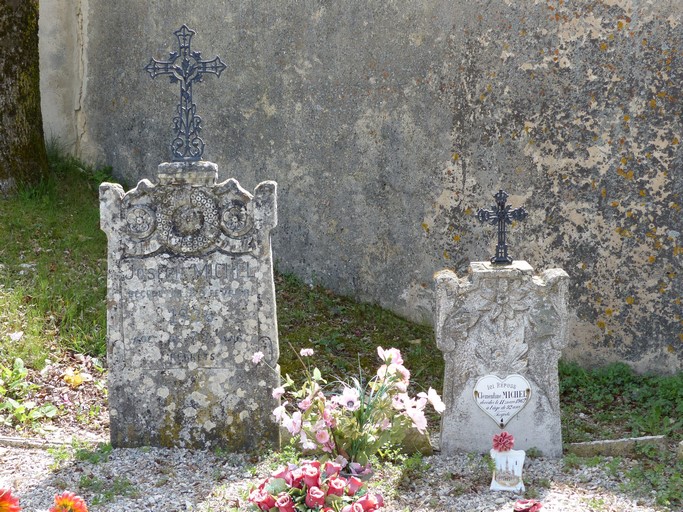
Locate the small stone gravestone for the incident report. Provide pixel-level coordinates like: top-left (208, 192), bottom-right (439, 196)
top-left (435, 191), bottom-right (568, 457)
top-left (99, 25), bottom-right (280, 451)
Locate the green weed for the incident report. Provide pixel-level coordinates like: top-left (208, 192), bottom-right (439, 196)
top-left (78, 475), bottom-right (137, 505)
top-left (0, 357), bottom-right (57, 427)
top-left (75, 442), bottom-right (113, 464)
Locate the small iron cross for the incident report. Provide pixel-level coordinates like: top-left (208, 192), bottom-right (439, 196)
top-left (145, 25), bottom-right (226, 162)
top-left (477, 190), bottom-right (528, 264)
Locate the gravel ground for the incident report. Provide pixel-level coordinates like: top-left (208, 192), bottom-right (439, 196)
top-left (1, 434), bottom-right (668, 512)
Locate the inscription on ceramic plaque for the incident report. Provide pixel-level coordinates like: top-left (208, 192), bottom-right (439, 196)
top-left (473, 374), bottom-right (531, 428)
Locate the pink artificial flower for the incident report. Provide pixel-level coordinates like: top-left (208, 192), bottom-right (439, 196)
top-left (301, 459), bottom-right (321, 469)
top-left (493, 431), bottom-right (515, 452)
top-left (300, 348), bottom-right (315, 357)
top-left (272, 386), bottom-right (286, 399)
top-left (273, 403), bottom-right (289, 423)
top-left (251, 351), bottom-right (264, 364)
top-left (335, 386), bottom-right (360, 411)
top-left (377, 346), bottom-right (403, 365)
top-left (305, 486), bottom-right (326, 508)
top-left (346, 476), bottom-right (363, 496)
top-left (418, 387), bottom-right (446, 413)
top-left (315, 429), bottom-right (330, 444)
top-left (323, 406), bottom-right (337, 428)
top-left (287, 411), bottom-right (302, 435)
top-left (298, 398), bottom-right (313, 411)
top-left (394, 364), bottom-right (411, 386)
top-left (324, 460), bottom-right (342, 478)
top-left (321, 440), bottom-right (335, 453)
top-left (391, 394), bottom-right (405, 410)
top-left (379, 417), bottom-right (392, 431)
top-left (274, 492), bottom-right (296, 512)
top-left (302, 463), bottom-right (321, 488)
top-left (514, 499), bottom-right (543, 512)
top-left (327, 477), bottom-right (346, 496)
top-left (376, 363), bottom-right (410, 391)
top-left (299, 431), bottom-right (317, 451)
top-left (404, 406), bottom-right (428, 434)
top-left (248, 488), bottom-right (276, 511)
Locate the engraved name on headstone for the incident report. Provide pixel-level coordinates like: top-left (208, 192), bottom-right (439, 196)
top-left (100, 161), bottom-right (279, 450)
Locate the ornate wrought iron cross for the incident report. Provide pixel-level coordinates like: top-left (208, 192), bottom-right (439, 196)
top-left (145, 25), bottom-right (226, 162)
top-left (477, 190), bottom-right (528, 264)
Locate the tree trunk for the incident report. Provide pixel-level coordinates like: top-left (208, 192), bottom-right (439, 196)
top-left (0, 0), bottom-right (48, 195)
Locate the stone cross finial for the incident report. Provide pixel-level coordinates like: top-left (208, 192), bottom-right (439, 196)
top-left (145, 25), bottom-right (226, 162)
top-left (477, 190), bottom-right (528, 264)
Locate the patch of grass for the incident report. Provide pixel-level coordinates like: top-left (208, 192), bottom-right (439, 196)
top-left (559, 361), bottom-right (683, 443)
top-left (0, 143), bottom-right (113, 367)
top-left (276, 272), bottom-right (443, 398)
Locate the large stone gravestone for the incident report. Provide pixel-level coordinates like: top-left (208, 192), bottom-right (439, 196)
top-left (100, 161), bottom-right (280, 450)
top-left (435, 260), bottom-right (569, 457)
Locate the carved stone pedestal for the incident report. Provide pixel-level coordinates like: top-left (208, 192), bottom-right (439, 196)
top-left (435, 261), bottom-right (568, 458)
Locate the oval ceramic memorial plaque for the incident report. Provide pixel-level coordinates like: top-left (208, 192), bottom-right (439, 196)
top-left (473, 374), bottom-right (531, 428)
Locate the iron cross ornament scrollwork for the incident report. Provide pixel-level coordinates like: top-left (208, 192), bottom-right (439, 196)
top-left (477, 190), bottom-right (528, 264)
top-left (145, 25), bottom-right (226, 162)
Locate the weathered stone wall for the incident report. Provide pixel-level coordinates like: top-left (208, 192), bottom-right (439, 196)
top-left (40, 1), bottom-right (682, 372)
top-left (38, 0), bottom-right (87, 153)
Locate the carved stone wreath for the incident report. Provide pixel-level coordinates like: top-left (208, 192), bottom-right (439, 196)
top-left (156, 188), bottom-right (220, 254)
top-left (220, 200), bottom-right (253, 238)
top-left (125, 205), bottom-right (156, 239)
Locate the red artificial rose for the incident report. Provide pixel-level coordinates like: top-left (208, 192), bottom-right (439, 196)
top-left (346, 476), bottom-right (363, 496)
top-left (290, 467), bottom-right (305, 489)
top-left (272, 466), bottom-right (293, 485)
top-left (514, 499), bottom-right (543, 512)
top-left (302, 463), bottom-right (321, 488)
top-left (324, 460), bottom-right (342, 478)
top-left (301, 459), bottom-right (321, 469)
top-left (356, 492), bottom-right (384, 511)
top-left (274, 492), bottom-right (296, 512)
top-left (305, 486), bottom-right (326, 508)
top-left (248, 489), bottom-right (276, 511)
top-left (492, 431), bottom-right (515, 452)
top-left (327, 477), bottom-right (346, 496)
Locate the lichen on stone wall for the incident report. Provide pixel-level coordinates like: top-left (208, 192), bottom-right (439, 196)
top-left (71, 0), bottom-right (681, 373)
top-left (434, 1), bottom-right (681, 372)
